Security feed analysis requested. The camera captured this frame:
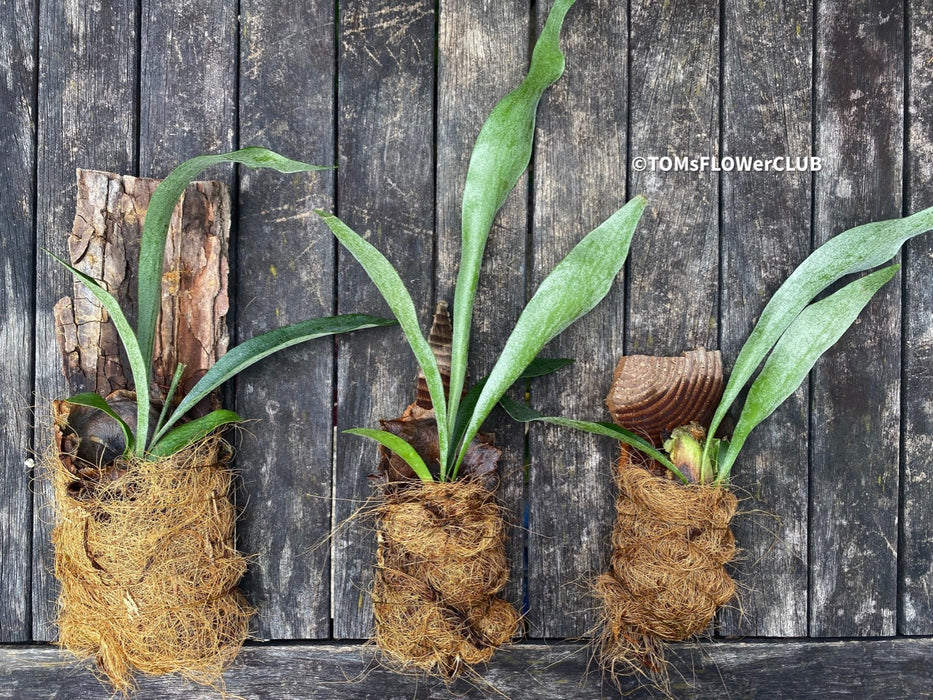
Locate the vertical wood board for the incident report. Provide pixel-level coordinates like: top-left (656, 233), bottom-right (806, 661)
top-left (138, 0), bottom-right (237, 176)
top-left (33, 0), bottom-right (139, 640)
top-left (434, 0), bottom-right (529, 622)
top-left (333, 0), bottom-right (436, 638)
top-left (810, 0), bottom-right (903, 637)
top-left (527, 0), bottom-right (628, 638)
top-left (625, 0), bottom-right (721, 355)
top-left (235, 0), bottom-right (338, 639)
top-left (0, 0), bottom-right (36, 643)
top-left (901, 0), bottom-right (933, 635)
top-left (718, 0), bottom-right (812, 637)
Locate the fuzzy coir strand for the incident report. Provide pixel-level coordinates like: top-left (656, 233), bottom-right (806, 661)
top-left (594, 446), bottom-right (737, 677)
top-left (373, 479), bottom-right (520, 677)
top-left (50, 436), bottom-right (252, 692)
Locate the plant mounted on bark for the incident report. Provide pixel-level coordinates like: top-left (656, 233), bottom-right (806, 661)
top-left (50, 147), bottom-right (393, 692)
top-left (316, 0), bottom-right (647, 677)
top-left (502, 204), bottom-right (933, 680)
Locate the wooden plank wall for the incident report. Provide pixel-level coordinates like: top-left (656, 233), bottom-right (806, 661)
top-left (719, 0), bottom-right (812, 637)
top-left (1, 0), bottom-right (932, 692)
top-left (0, 0), bottom-right (36, 644)
top-left (527, 0), bottom-right (627, 638)
top-left (32, 0), bottom-right (140, 640)
top-left (235, 0), bottom-right (337, 641)
top-left (904, 0), bottom-right (933, 636)
top-left (436, 0), bottom-right (529, 620)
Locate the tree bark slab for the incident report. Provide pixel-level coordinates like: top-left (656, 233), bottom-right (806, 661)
top-left (53, 169), bottom-right (229, 407)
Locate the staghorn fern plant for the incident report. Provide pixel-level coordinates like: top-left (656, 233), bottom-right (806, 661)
top-left (502, 205), bottom-right (933, 485)
top-left (54, 146), bottom-right (394, 462)
top-left (316, 0), bottom-right (649, 481)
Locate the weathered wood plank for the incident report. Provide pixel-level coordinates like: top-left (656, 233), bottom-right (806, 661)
top-left (6, 0), bottom-right (930, 660)
top-left (810, 0), bottom-right (903, 637)
top-left (527, 0), bottom-right (628, 638)
top-left (235, 0), bottom-right (337, 640)
top-left (619, 0), bottom-right (719, 644)
top-left (3, 639), bottom-right (933, 699)
top-left (33, 0), bottom-right (139, 641)
top-left (434, 0), bottom-right (528, 623)
top-left (718, 0), bottom-right (812, 637)
top-left (0, 0), bottom-right (36, 643)
top-left (333, 0), bottom-right (436, 638)
top-left (901, 0), bottom-right (933, 635)
top-left (138, 0), bottom-right (237, 175)
top-left (625, 0), bottom-right (720, 355)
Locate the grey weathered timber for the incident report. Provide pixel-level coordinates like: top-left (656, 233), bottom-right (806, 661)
top-left (333, 0), bottom-right (437, 638)
top-left (902, 0), bottom-right (933, 635)
top-left (235, 0), bottom-right (337, 640)
top-left (620, 0), bottom-right (719, 643)
top-left (33, 0), bottom-right (139, 641)
top-left (0, 0), bottom-right (36, 643)
top-left (138, 0), bottom-right (237, 176)
top-left (526, 0), bottom-right (628, 638)
top-left (810, 0), bottom-right (903, 637)
top-left (4, 638), bottom-right (933, 699)
top-left (718, 0), bottom-right (812, 637)
top-left (625, 0), bottom-right (720, 355)
top-left (434, 0), bottom-right (529, 620)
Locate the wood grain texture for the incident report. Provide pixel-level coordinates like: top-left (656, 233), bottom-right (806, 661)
top-left (625, 0), bottom-right (720, 355)
top-left (54, 171), bottom-right (230, 404)
top-left (809, 0), bottom-right (903, 638)
top-left (53, 171), bottom-right (146, 397)
top-left (3, 639), bottom-right (933, 699)
top-left (1, 0), bottom-right (932, 674)
top-left (0, 0), bottom-right (36, 643)
top-left (235, 0), bottom-right (337, 639)
top-left (901, 0), bottom-right (933, 635)
top-left (526, 0), bottom-right (627, 638)
top-left (138, 0), bottom-right (237, 176)
top-left (333, 0), bottom-right (436, 638)
top-left (33, 0), bottom-right (139, 641)
top-left (434, 0), bottom-right (528, 623)
top-left (718, 0), bottom-right (812, 637)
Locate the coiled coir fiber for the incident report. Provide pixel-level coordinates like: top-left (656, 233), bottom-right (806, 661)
top-left (593, 446), bottom-right (737, 676)
top-left (50, 436), bottom-right (252, 692)
top-left (373, 478), bottom-right (520, 677)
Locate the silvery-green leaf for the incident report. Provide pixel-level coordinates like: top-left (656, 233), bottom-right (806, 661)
top-left (315, 210), bottom-right (451, 465)
top-left (344, 428), bottom-right (433, 483)
top-left (149, 409), bottom-right (241, 457)
top-left (706, 206), bottom-right (933, 455)
top-left (447, 0), bottom-right (578, 440)
top-left (498, 395), bottom-right (684, 483)
top-left (453, 195), bottom-right (646, 475)
top-left (717, 264), bottom-right (900, 481)
top-left (154, 313), bottom-right (395, 444)
top-left (137, 148), bottom-right (330, 379)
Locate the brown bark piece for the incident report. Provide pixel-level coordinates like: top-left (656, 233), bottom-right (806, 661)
top-left (54, 169), bottom-right (230, 406)
top-left (152, 179), bottom-right (230, 404)
top-left (605, 347), bottom-right (724, 447)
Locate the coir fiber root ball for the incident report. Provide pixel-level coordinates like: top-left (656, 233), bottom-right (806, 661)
top-left (50, 435), bottom-right (252, 692)
top-left (373, 479), bottom-right (520, 677)
top-left (593, 446), bottom-right (737, 677)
